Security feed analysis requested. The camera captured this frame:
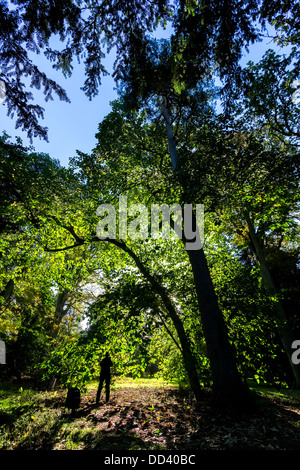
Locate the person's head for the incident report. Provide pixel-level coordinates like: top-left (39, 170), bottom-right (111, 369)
top-left (105, 352), bottom-right (110, 357)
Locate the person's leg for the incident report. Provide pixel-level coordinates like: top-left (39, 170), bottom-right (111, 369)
top-left (105, 376), bottom-right (110, 402)
top-left (96, 377), bottom-right (104, 403)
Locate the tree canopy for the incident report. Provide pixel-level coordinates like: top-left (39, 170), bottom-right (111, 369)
top-left (1, 0), bottom-right (299, 138)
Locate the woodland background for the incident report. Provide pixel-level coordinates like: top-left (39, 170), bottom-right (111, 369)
top-left (0, 0), bottom-right (300, 451)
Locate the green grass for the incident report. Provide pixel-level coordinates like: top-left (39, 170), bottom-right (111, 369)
top-left (0, 382), bottom-right (62, 449)
top-left (1, 378), bottom-right (300, 450)
top-left (86, 376), bottom-right (177, 391)
top-left (0, 377), bottom-right (179, 450)
top-left (248, 380), bottom-right (300, 406)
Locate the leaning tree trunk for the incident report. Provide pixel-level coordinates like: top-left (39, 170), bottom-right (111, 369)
top-left (154, 286), bottom-right (203, 402)
top-left (162, 102), bottom-right (248, 403)
top-left (111, 239), bottom-right (203, 402)
top-left (245, 212), bottom-right (300, 388)
top-left (186, 243), bottom-right (247, 402)
top-left (0, 278), bottom-right (14, 304)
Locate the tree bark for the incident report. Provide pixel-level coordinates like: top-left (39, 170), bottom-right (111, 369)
top-left (245, 212), bottom-right (300, 388)
top-left (162, 101), bottom-right (248, 403)
top-left (0, 278), bottom-right (14, 304)
top-left (161, 103), bottom-right (181, 172)
top-left (51, 288), bottom-right (71, 337)
top-left (187, 245), bottom-right (248, 401)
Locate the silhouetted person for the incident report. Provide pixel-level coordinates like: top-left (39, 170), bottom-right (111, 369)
top-left (96, 352), bottom-right (113, 404)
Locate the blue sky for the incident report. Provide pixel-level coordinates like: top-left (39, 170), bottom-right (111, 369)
top-left (0, 25), bottom-right (287, 168)
top-left (1, 49), bottom-right (117, 167)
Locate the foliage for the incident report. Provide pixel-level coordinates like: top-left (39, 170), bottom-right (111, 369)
top-left (1, 0), bottom-right (299, 138)
top-left (0, 0), bottom-right (171, 139)
top-left (240, 50), bottom-right (300, 141)
top-left (1, 0), bottom-right (300, 400)
top-left (1, 93), bottom-right (299, 391)
top-left (204, 223), bottom-right (292, 387)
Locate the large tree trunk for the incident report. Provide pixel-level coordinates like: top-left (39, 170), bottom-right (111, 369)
top-left (162, 102), bottom-right (248, 403)
top-left (187, 245), bottom-right (247, 402)
top-left (245, 212), bottom-right (300, 388)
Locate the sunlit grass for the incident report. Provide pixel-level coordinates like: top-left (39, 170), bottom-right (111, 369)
top-left (86, 376), bottom-right (177, 391)
top-left (0, 376), bottom-right (178, 450)
top-left (248, 380), bottom-right (300, 405)
top-left (1, 378), bottom-right (300, 450)
top-left (115, 377), bottom-right (177, 389)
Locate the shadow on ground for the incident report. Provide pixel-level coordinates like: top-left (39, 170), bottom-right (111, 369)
top-left (3, 385), bottom-right (300, 451)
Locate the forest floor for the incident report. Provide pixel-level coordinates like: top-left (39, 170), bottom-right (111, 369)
top-left (1, 377), bottom-right (300, 451)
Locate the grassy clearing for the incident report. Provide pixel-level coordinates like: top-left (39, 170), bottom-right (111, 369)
top-left (0, 382), bottom-right (61, 450)
top-left (248, 380), bottom-right (300, 407)
top-left (87, 376), bottom-right (178, 391)
top-left (0, 377), bottom-right (179, 450)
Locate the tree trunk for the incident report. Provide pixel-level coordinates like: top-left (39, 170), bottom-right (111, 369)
top-left (162, 102), bottom-right (248, 403)
top-left (158, 296), bottom-right (203, 402)
top-left (161, 101), bottom-right (181, 172)
top-left (245, 212), bottom-right (300, 388)
top-left (51, 288), bottom-right (71, 337)
top-left (186, 245), bottom-right (248, 402)
top-left (0, 278), bottom-right (14, 304)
